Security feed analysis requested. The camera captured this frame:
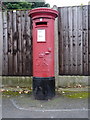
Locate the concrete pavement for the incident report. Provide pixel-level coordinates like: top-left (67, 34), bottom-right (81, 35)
top-left (2, 90), bottom-right (89, 118)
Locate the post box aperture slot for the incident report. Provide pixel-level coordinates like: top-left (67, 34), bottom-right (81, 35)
top-left (36, 22), bottom-right (47, 26)
top-left (37, 29), bottom-right (46, 42)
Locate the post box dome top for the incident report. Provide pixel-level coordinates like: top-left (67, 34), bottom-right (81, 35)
top-left (29, 7), bottom-right (58, 20)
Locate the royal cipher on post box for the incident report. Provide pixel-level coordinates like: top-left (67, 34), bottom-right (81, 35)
top-left (29, 8), bottom-right (58, 100)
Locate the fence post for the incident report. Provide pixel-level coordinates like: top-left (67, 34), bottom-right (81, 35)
top-left (0, 1), bottom-right (3, 76)
top-left (53, 5), bottom-right (59, 88)
top-left (88, 5), bottom-right (90, 76)
top-left (0, 1), bottom-right (3, 119)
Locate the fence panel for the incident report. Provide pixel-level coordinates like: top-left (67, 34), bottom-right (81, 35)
top-left (2, 10), bottom-right (32, 76)
top-left (58, 5), bottom-right (89, 75)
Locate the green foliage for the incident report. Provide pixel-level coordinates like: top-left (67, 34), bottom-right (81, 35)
top-left (3, 2), bottom-right (50, 10)
top-left (3, 2), bottom-right (32, 10)
top-left (31, 2), bottom-right (50, 9)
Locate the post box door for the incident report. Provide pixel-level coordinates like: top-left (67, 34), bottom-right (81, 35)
top-left (33, 19), bottom-right (54, 77)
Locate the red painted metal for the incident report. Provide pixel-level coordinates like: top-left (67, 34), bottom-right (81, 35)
top-left (29, 8), bottom-right (58, 77)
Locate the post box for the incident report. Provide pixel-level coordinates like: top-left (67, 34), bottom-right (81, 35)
top-left (29, 8), bottom-right (58, 100)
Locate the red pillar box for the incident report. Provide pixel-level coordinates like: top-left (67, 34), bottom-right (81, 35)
top-left (29, 8), bottom-right (58, 100)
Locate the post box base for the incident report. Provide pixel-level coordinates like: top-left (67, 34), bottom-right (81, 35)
top-left (33, 77), bottom-right (55, 100)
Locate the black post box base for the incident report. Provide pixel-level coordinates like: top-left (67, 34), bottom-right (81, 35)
top-left (33, 77), bottom-right (55, 100)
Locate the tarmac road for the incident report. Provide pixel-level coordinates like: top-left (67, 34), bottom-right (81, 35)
top-left (2, 94), bottom-right (89, 118)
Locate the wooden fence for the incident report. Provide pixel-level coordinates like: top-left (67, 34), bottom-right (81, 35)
top-left (2, 10), bottom-right (32, 76)
top-left (1, 5), bottom-right (90, 76)
top-left (58, 5), bottom-right (90, 75)
top-left (88, 5), bottom-right (90, 75)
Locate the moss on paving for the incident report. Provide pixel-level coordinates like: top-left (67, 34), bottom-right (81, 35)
top-left (63, 91), bottom-right (89, 99)
top-left (2, 91), bottom-right (20, 97)
top-left (56, 89), bottom-right (90, 99)
top-left (2, 88), bottom-right (90, 99)
top-left (2, 87), bottom-right (32, 97)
